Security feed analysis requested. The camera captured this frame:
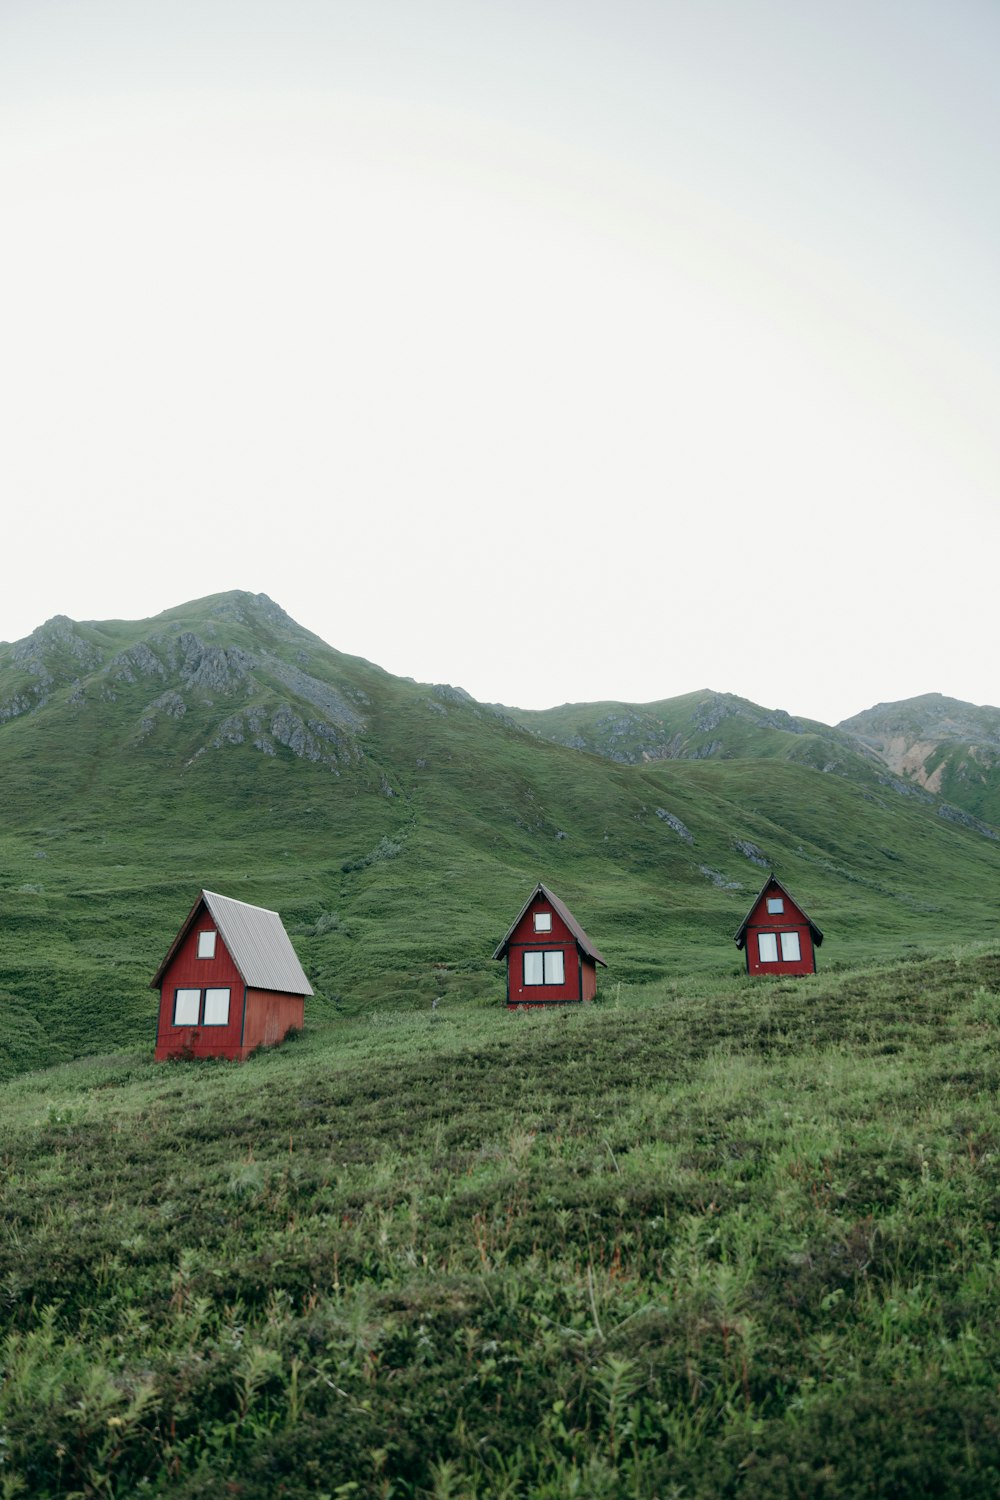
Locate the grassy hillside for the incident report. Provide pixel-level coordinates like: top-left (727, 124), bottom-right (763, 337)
top-left (2, 593), bottom-right (1000, 1078)
top-left (2, 950), bottom-right (1000, 1496)
top-left (505, 690), bottom-right (862, 773)
top-left (508, 690), bottom-right (1000, 833)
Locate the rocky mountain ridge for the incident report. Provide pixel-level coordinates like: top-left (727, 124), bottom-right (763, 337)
top-left (4, 598), bottom-right (999, 833)
top-left (504, 688), bottom-right (1000, 835)
top-left (0, 593), bottom-right (374, 774)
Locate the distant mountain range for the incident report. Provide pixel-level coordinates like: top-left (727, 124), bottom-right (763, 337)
top-left (1, 591), bottom-right (998, 1078)
top-left (505, 690), bottom-right (1000, 832)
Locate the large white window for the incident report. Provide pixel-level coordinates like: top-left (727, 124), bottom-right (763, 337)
top-left (524, 950), bottom-right (566, 985)
top-left (780, 931), bottom-right (801, 962)
top-left (766, 897), bottom-right (784, 914)
top-left (172, 986), bottom-right (231, 1026)
top-left (533, 911), bottom-right (552, 933)
top-left (197, 930), bottom-right (217, 959)
top-left (203, 988), bottom-right (231, 1025)
top-left (758, 933), bottom-right (779, 963)
top-left (173, 988), bottom-right (201, 1025)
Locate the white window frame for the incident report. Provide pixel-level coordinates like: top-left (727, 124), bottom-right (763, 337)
top-left (533, 911), bottom-right (553, 933)
top-left (524, 950), bottom-right (565, 986)
top-left (758, 932), bottom-right (779, 963)
top-left (202, 987), bottom-right (231, 1025)
top-left (173, 988), bottom-right (201, 1026)
top-left (766, 897), bottom-right (784, 914)
top-left (780, 931), bottom-right (801, 962)
top-left (172, 985), bottom-right (231, 1027)
top-left (197, 929), bottom-right (217, 959)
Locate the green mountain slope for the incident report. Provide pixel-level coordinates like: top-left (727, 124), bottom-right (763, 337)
top-left (505, 689), bottom-right (880, 775)
top-left (2, 593), bottom-right (999, 1078)
top-left (840, 692), bottom-right (1000, 826)
top-left (506, 688), bottom-right (1000, 835)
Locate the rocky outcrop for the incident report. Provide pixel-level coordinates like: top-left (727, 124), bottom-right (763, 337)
top-left (936, 803), bottom-right (1000, 841)
top-left (1, 617), bottom-right (104, 721)
top-left (732, 839), bottom-right (769, 868)
top-left (111, 643), bottom-right (168, 684)
top-left (694, 692), bottom-right (806, 736)
top-left (655, 808), bottom-right (693, 843)
top-left (207, 702), bottom-right (353, 767)
top-left (264, 656), bottom-right (366, 732)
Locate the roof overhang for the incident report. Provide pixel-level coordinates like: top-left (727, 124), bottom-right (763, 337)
top-left (733, 873), bottom-right (823, 948)
top-left (493, 881), bottom-right (608, 967)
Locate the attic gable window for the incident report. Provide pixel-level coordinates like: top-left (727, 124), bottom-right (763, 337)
top-left (766, 897), bottom-right (784, 914)
top-left (533, 912), bottom-right (553, 933)
top-left (524, 950), bottom-right (565, 985)
top-left (197, 930), bottom-right (217, 959)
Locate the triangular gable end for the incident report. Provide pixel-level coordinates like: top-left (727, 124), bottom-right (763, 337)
top-left (733, 873), bottom-right (823, 950)
top-left (150, 891), bottom-right (213, 989)
top-left (492, 882), bottom-right (607, 967)
top-left (150, 890), bottom-right (314, 995)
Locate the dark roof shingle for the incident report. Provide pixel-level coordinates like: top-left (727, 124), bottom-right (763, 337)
top-left (733, 874), bottom-right (823, 949)
top-left (493, 882), bottom-right (607, 966)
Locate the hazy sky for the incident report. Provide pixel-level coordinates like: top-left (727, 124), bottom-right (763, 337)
top-left (2, 1), bottom-right (997, 725)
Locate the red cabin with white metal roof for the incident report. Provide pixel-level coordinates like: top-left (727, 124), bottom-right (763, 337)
top-left (734, 874), bottom-right (823, 977)
top-left (493, 882), bottom-right (607, 1007)
top-left (152, 890), bottom-right (313, 1061)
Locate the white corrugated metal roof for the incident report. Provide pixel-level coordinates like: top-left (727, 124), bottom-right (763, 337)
top-left (201, 890), bottom-right (314, 995)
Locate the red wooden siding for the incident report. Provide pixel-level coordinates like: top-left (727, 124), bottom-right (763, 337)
top-left (153, 892), bottom-right (311, 1062)
top-left (505, 890), bottom-right (593, 1007)
top-left (742, 886), bottom-right (817, 977)
top-left (581, 958), bottom-right (598, 1002)
top-left (243, 990), bottom-right (304, 1051)
top-left (154, 917), bottom-right (245, 1060)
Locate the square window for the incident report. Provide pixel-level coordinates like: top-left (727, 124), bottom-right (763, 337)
top-left (173, 988), bottom-right (200, 1025)
top-left (780, 931), bottom-right (801, 962)
top-left (203, 988), bottom-right (230, 1025)
top-left (758, 933), bottom-right (778, 963)
top-left (766, 897), bottom-right (784, 914)
top-left (533, 912), bottom-right (552, 933)
top-left (197, 930), bottom-right (217, 959)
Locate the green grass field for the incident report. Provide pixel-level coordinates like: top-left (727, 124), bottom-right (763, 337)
top-left (3, 594), bottom-right (1000, 1495)
top-left (3, 949), bottom-right (1000, 1497)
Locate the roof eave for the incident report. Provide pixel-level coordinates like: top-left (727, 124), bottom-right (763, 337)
top-left (493, 881), bottom-right (606, 966)
top-left (732, 872), bottom-right (823, 948)
top-left (149, 890), bottom-right (208, 989)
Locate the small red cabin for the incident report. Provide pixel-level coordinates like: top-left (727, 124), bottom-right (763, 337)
top-left (152, 889), bottom-right (313, 1061)
top-left (734, 874), bottom-right (823, 976)
top-left (494, 882), bottom-right (607, 1008)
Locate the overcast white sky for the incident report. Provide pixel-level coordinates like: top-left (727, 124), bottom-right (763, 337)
top-left (2, 1), bottom-right (997, 725)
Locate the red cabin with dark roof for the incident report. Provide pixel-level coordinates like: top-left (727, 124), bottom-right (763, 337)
top-left (494, 882), bottom-right (607, 1007)
top-left (152, 890), bottom-right (313, 1061)
top-left (734, 874), bottom-right (823, 977)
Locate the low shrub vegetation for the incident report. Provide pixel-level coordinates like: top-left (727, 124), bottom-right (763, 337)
top-left (2, 948), bottom-right (1000, 1496)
